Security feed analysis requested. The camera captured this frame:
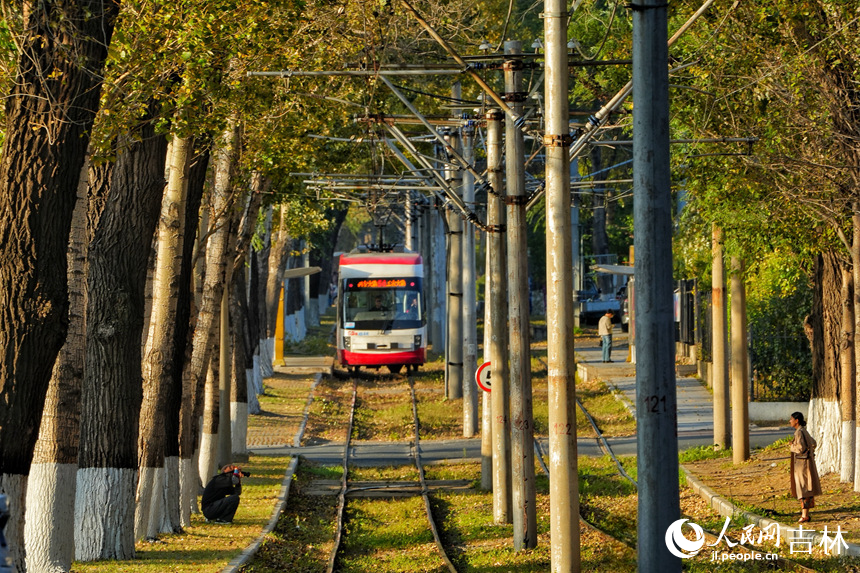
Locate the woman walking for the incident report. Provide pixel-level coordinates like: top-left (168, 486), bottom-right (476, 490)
top-left (789, 411), bottom-right (822, 523)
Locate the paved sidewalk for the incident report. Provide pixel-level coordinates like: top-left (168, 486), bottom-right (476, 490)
top-left (574, 331), bottom-right (791, 445)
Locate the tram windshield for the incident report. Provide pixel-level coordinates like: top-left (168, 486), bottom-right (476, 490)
top-left (341, 277), bottom-right (423, 329)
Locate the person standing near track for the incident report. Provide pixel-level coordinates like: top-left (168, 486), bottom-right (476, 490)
top-left (789, 412), bottom-right (821, 523)
top-left (598, 309), bottom-right (614, 363)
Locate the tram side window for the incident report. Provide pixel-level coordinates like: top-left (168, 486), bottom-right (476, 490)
top-left (396, 291), bottom-right (422, 320)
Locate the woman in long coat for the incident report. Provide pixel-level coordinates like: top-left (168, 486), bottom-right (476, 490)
top-left (789, 411), bottom-right (822, 523)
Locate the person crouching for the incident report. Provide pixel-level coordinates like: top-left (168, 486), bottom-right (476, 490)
top-left (202, 464), bottom-right (246, 523)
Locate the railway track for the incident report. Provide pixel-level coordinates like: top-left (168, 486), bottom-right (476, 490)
top-left (308, 360), bottom-right (813, 572)
top-left (326, 379), bottom-right (357, 573)
top-left (324, 374), bottom-right (458, 572)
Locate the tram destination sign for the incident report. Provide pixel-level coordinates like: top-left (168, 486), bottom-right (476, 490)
top-left (352, 279), bottom-right (410, 288)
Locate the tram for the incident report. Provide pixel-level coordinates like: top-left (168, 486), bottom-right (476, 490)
top-left (336, 247), bottom-right (426, 373)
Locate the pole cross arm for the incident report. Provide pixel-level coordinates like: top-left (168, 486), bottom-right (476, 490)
top-left (379, 76), bottom-right (501, 198)
top-left (397, 0), bottom-right (528, 131)
top-left (383, 129), bottom-right (491, 232)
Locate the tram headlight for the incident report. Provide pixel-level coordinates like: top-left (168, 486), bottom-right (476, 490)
top-left (413, 334), bottom-right (422, 349)
top-left (343, 335), bottom-right (351, 350)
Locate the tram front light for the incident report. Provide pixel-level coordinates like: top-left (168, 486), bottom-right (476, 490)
top-left (343, 335), bottom-right (351, 350)
top-left (413, 334), bottom-right (422, 349)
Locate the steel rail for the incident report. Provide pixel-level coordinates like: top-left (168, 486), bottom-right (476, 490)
top-left (409, 378), bottom-right (459, 573)
top-left (326, 379), bottom-right (358, 573)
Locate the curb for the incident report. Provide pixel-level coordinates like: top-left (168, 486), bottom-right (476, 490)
top-left (221, 372), bottom-right (323, 573)
top-left (682, 466), bottom-right (860, 557)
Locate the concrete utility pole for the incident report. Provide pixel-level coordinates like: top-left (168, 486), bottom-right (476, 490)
top-left (731, 256), bottom-right (750, 463)
top-left (405, 192), bottom-right (414, 250)
top-left (431, 203), bottom-right (446, 351)
top-left (444, 123), bottom-right (464, 400)
top-left (544, 2), bottom-right (580, 567)
top-left (632, 1), bottom-right (681, 571)
top-left (504, 40), bottom-right (536, 551)
top-left (462, 125), bottom-right (479, 436)
top-left (711, 224), bottom-right (730, 450)
top-left (421, 202), bottom-right (434, 346)
top-left (486, 110), bottom-right (512, 522)
top-left (571, 158), bottom-right (582, 328)
top-left (481, 240), bottom-right (493, 490)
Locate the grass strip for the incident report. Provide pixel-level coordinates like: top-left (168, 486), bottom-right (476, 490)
top-left (72, 455), bottom-right (291, 573)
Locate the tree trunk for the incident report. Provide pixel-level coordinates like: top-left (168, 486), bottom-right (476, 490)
top-left (311, 207), bottom-right (348, 308)
top-left (286, 245), bottom-right (306, 342)
top-left (853, 207), bottom-right (860, 491)
top-left (228, 186), bottom-right (263, 442)
top-left (178, 147), bottom-right (209, 525)
top-left (249, 252), bottom-right (265, 405)
top-left (240, 178), bottom-right (266, 414)
top-left (135, 133), bottom-right (189, 541)
top-left (191, 121), bottom-right (238, 486)
top-left (231, 272), bottom-right (250, 458)
top-left (840, 266), bottom-right (855, 482)
top-left (265, 204), bottom-right (291, 365)
top-left (24, 154), bottom-right (90, 573)
top-left (808, 251), bottom-right (843, 475)
top-left (76, 122), bottom-right (168, 560)
top-left (198, 341), bottom-right (221, 488)
top-left (0, 2), bottom-right (119, 562)
top-left (255, 206), bottom-right (273, 383)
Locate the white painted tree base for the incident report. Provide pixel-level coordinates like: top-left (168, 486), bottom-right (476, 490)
top-left (307, 295), bottom-right (320, 328)
top-left (75, 467), bottom-right (137, 561)
top-left (260, 338), bottom-right (274, 378)
top-left (251, 354), bottom-right (264, 395)
top-left (246, 369), bottom-right (261, 415)
top-left (161, 456), bottom-right (181, 533)
top-left (198, 431), bottom-right (218, 488)
top-left (24, 462), bottom-right (77, 573)
top-left (231, 401), bottom-right (248, 456)
top-left (807, 398), bottom-right (841, 475)
top-left (134, 465), bottom-right (165, 541)
top-left (179, 457), bottom-right (196, 527)
top-left (854, 426), bottom-right (860, 492)
top-left (1, 473), bottom-right (27, 573)
top-left (189, 445), bottom-right (201, 516)
top-left (841, 419), bottom-right (855, 482)
top-left (286, 309), bottom-right (307, 343)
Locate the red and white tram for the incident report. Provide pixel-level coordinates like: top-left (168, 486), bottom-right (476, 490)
top-left (336, 247), bottom-right (426, 373)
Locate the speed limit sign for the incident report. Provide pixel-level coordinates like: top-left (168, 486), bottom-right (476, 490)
top-left (476, 361), bottom-right (491, 392)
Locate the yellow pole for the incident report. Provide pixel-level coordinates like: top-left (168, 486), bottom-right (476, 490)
top-left (274, 286), bottom-right (286, 367)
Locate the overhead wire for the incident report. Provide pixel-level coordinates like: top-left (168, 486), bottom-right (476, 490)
top-left (391, 83), bottom-right (481, 105)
